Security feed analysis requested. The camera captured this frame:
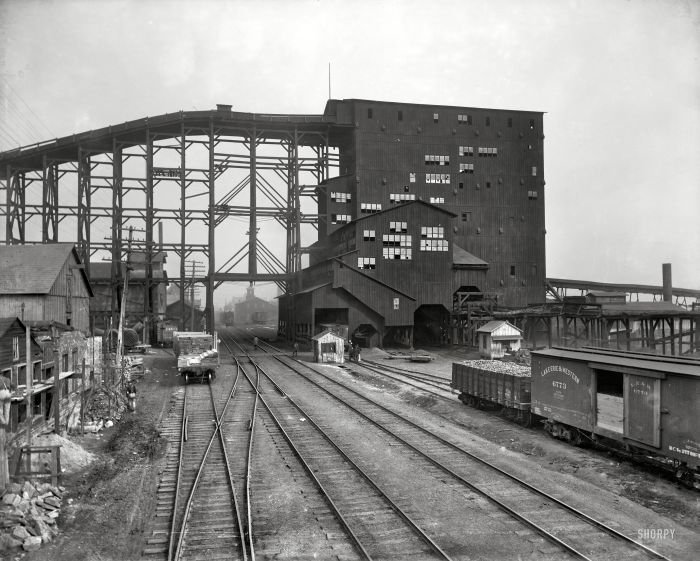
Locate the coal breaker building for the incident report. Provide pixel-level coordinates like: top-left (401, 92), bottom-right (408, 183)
top-left (279, 99), bottom-right (546, 347)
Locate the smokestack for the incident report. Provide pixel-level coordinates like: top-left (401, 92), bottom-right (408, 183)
top-left (662, 263), bottom-right (672, 302)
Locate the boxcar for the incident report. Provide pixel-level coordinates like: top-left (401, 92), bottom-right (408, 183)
top-left (531, 347), bottom-right (700, 483)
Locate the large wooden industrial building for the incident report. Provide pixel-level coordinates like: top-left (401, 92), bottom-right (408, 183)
top-left (279, 99), bottom-right (546, 346)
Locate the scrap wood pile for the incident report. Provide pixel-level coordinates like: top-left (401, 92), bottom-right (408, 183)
top-left (80, 386), bottom-right (129, 432)
top-left (0, 481), bottom-right (65, 553)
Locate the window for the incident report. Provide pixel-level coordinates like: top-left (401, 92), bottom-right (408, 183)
top-left (368, 108), bottom-right (373, 119)
top-left (486, 181), bottom-right (491, 189)
top-left (330, 192), bottom-right (351, 203)
top-left (383, 234), bottom-right (411, 247)
top-left (421, 226), bottom-right (445, 239)
top-left (424, 154), bottom-right (450, 166)
top-left (459, 146), bottom-right (474, 156)
top-left (507, 117), bottom-right (513, 128)
top-left (389, 221), bottom-right (408, 233)
top-left (72, 348), bottom-right (78, 370)
top-left (429, 197), bottom-right (445, 204)
top-left (433, 113), bottom-right (439, 123)
top-left (459, 163), bottom-right (474, 174)
top-left (409, 173), bottom-right (416, 183)
top-left (461, 211), bottom-right (471, 222)
top-left (398, 110), bottom-right (403, 121)
top-left (321, 342), bottom-right (336, 353)
top-left (363, 229), bottom-right (376, 241)
top-left (62, 354), bottom-right (68, 372)
top-left (531, 166), bottom-right (537, 176)
top-left (331, 214), bottom-right (351, 224)
top-left (360, 203), bottom-right (381, 213)
top-left (485, 116), bottom-right (491, 126)
top-left (459, 182), bottom-right (464, 189)
top-left (529, 118), bottom-right (535, 130)
top-left (12, 337), bottom-right (19, 360)
top-left (357, 257), bottom-right (376, 269)
top-left (457, 114), bottom-right (472, 125)
top-left (528, 190), bottom-right (538, 200)
top-left (383, 247), bottom-right (412, 260)
top-left (389, 193), bottom-right (416, 203)
top-left (510, 265), bottom-right (516, 276)
top-left (478, 147), bottom-right (498, 157)
top-left (425, 173), bottom-right (451, 184)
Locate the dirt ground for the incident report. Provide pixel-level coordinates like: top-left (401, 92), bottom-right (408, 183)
top-left (5, 343), bottom-right (699, 561)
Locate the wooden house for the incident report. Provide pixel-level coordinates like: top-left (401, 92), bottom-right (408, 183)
top-left (476, 320), bottom-right (523, 359)
top-left (0, 244), bottom-right (93, 333)
top-left (311, 330), bottom-right (345, 364)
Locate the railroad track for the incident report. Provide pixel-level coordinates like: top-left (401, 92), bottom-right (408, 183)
top-left (220, 331), bottom-right (452, 560)
top-left (250, 337), bottom-right (670, 561)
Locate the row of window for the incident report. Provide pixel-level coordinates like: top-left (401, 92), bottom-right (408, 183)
top-left (426, 173), bottom-right (451, 184)
top-left (390, 193), bottom-right (416, 203)
top-left (389, 221), bottom-right (407, 233)
top-left (477, 147), bottom-right (498, 157)
top-left (429, 197), bottom-right (445, 204)
top-left (383, 234), bottom-right (412, 247)
top-left (331, 214), bottom-right (351, 224)
top-left (420, 239), bottom-right (449, 251)
top-left (330, 192), bottom-right (351, 203)
top-left (459, 146), bottom-right (474, 156)
top-left (425, 154), bottom-right (450, 166)
top-left (366, 107), bottom-right (536, 130)
top-left (421, 226), bottom-right (445, 239)
top-left (459, 163), bottom-right (475, 174)
top-left (360, 203), bottom-right (382, 213)
top-left (384, 247), bottom-right (412, 260)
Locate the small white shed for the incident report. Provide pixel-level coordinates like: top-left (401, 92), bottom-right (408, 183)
top-left (476, 320), bottom-right (523, 359)
top-left (311, 330), bottom-right (345, 364)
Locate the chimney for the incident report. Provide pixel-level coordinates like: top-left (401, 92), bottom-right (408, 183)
top-left (662, 263), bottom-right (672, 302)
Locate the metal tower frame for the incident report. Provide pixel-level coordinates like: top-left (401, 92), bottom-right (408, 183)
top-left (0, 109), bottom-right (344, 335)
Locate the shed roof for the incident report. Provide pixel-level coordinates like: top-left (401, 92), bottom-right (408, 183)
top-left (477, 320), bottom-right (522, 336)
top-left (0, 243), bottom-right (92, 296)
top-left (311, 329), bottom-right (344, 341)
top-left (453, 245), bottom-right (489, 268)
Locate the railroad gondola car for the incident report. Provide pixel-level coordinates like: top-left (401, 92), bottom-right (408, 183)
top-left (174, 331), bottom-right (219, 384)
top-left (452, 347), bottom-right (700, 487)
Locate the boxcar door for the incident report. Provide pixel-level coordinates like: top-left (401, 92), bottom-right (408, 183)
top-left (624, 374), bottom-right (661, 448)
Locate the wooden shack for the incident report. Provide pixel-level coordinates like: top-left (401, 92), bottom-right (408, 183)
top-left (476, 320), bottom-right (523, 359)
top-left (311, 330), bottom-right (345, 364)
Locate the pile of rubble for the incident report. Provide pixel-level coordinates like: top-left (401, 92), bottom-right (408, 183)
top-left (82, 386), bottom-right (129, 427)
top-left (460, 359), bottom-right (531, 377)
top-left (0, 481), bottom-right (65, 553)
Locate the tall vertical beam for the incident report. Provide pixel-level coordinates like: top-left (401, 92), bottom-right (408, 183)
top-left (110, 141), bottom-right (123, 326)
top-left (77, 148), bottom-right (91, 273)
top-left (206, 119), bottom-right (216, 332)
top-left (5, 166), bottom-right (25, 244)
top-left (42, 155), bottom-right (59, 243)
top-left (179, 121), bottom-right (186, 330)
top-left (248, 126), bottom-right (257, 276)
top-left (144, 130), bottom-right (154, 344)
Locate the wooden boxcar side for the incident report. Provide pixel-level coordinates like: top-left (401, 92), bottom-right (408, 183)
top-left (660, 373), bottom-right (700, 471)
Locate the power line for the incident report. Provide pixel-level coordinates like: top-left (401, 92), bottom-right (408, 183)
top-left (0, 76), bottom-right (56, 138)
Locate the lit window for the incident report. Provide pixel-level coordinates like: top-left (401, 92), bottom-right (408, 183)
top-left (477, 147), bottom-right (498, 157)
top-left (389, 221), bottom-right (408, 233)
top-left (531, 166), bottom-right (537, 176)
top-left (459, 163), bottom-right (474, 174)
top-left (389, 193), bottom-right (416, 203)
top-left (528, 190), bottom-right (538, 200)
top-left (429, 197), bottom-right (445, 204)
top-left (420, 239), bottom-right (449, 252)
top-left (457, 114), bottom-right (472, 125)
top-left (12, 337), bottom-right (19, 360)
top-left (409, 173), bottom-right (416, 183)
top-left (357, 257), bottom-right (376, 269)
top-left (424, 154), bottom-right (450, 166)
top-left (433, 113), bottom-right (439, 123)
top-left (420, 226), bottom-right (445, 239)
top-left (363, 229), bottom-right (376, 241)
top-left (383, 247), bottom-right (413, 260)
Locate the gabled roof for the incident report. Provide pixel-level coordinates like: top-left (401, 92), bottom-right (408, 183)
top-left (0, 243), bottom-right (93, 296)
top-left (477, 320), bottom-right (522, 335)
top-left (453, 245), bottom-right (489, 268)
top-left (311, 329), bottom-right (343, 341)
top-left (0, 317), bottom-right (21, 339)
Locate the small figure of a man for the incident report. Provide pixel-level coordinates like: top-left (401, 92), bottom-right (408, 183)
top-left (293, 341), bottom-right (299, 357)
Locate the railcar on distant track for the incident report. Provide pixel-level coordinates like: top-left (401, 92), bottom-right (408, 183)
top-left (173, 331), bottom-right (219, 384)
top-left (452, 347), bottom-right (700, 488)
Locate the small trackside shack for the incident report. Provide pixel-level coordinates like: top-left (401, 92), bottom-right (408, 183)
top-left (312, 330), bottom-right (344, 364)
top-left (173, 331), bottom-right (219, 383)
top-left (476, 321), bottom-right (523, 359)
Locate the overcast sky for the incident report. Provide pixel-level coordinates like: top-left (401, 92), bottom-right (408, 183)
top-left (1, 0), bottom-right (698, 302)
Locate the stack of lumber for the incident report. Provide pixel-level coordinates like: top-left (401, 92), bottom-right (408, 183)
top-left (173, 332), bottom-right (213, 357)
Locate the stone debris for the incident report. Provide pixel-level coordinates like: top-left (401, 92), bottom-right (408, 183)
top-left (459, 359), bottom-right (531, 377)
top-left (0, 481), bottom-right (65, 553)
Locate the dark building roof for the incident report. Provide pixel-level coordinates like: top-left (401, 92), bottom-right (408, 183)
top-left (0, 243), bottom-right (92, 296)
top-left (0, 317), bottom-right (21, 339)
